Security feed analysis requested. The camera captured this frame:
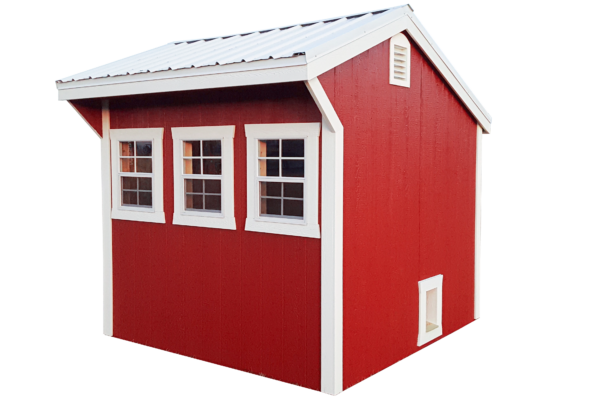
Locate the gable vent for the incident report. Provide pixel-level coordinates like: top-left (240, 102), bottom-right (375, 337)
top-left (393, 45), bottom-right (408, 81)
top-left (389, 33), bottom-right (410, 88)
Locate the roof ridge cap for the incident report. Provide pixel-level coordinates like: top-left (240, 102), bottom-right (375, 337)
top-left (170, 4), bottom-right (412, 45)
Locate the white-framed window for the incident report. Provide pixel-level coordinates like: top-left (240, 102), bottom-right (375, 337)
top-left (389, 32), bottom-right (411, 88)
top-left (171, 126), bottom-right (236, 230)
top-left (110, 128), bottom-right (165, 224)
top-left (417, 274), bottom-right (443, 346)
top-left (245, 123), bottom-right (320, 238)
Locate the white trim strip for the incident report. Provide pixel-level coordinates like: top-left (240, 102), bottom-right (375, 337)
top-left (474, 124), bottom-right (483, 319)
top-left (407, 13), bottom-right (492, 129)
top-left (101, 100), bottom-right (113, 336)
top-left (56, 11), bottom-right (491, 133)
top-left (67, 101), bottom-right (102, 140)
top-left (305, 78), bottom-right (343, 395)
top-left (57, 65), bottom-right (308, 101)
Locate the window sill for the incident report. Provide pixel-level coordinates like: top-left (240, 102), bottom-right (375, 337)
top-left (112, 208), bottom-right (166, 224)
top-left (245, 218), bottom-right (320, 238)
top-left (173, 213), bottom-right (236, 230)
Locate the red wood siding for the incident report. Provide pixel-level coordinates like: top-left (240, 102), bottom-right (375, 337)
top-left (319, 38), bottom-right (477, 389)
top-left (69, 99), bottom-right (103, 137)
top-left (109, 83), bottom-right (321, 390)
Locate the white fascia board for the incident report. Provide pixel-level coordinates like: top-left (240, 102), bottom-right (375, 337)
top-left (303, 6), bottom-right (412, 62)
top-left (67, 101), bottom-right (102, 140)
top-left (101, 100), bottom-right (113, 337)
top-left (305, 78), bottom-right (343, 395)
top-left (405, 13), bottom-right (492, 133)
top-left (306, 13), bottom-right (492, 134)
top-left (306, 15), bottom-right (409, 80)
top-left (57, 57), bottom-right (308, 101)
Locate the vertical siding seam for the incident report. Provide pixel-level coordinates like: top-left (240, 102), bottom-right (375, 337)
top-left (259, 234), bottom-right (263, 373)
top-left (219, 231), bottom-right (223, 363)
top-left (418, 55), bottom-right (423, 282)
top-left (304, 240), bottom-right (308, 387)
top-left (281, 238), bottom-right (284, 377)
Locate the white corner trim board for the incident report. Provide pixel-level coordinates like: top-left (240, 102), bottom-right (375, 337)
top-left (244, 123), bottom-right (321, 239)
top-left (474, 125), bottom-right (483, 319)
top-left (171, 126), bottom-right (236, 230)
top-left (305, 78), bottom-right (343, 395)
top-left (417, 275), bottom-right (443, 347)
top-left (101, 100), bottom-right (113, 337)
top-left (110, 128), bottom-right (166, 224)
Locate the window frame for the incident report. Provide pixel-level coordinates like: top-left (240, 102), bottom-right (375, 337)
top-left (417, 274), bottom-right (443, 346)
top-left (172, 126), bottom-right (236, 230)
top-left (245, 123), bottom-right (320, 238)
top-left (110, 128), bottom-right (165, 224)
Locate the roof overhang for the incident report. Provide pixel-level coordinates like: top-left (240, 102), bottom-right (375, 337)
top-left (56, 6), bottom-right (492, 133)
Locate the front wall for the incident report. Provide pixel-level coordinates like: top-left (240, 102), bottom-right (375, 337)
top-left (109, 83), bottom-right (321, 390)
top-left (319, 38), bottom-right (477, 389)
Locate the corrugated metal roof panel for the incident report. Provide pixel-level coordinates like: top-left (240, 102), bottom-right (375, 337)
top-left (58, 6), bottom-right (403, 83)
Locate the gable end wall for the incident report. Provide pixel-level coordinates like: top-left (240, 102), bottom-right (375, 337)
top-left (319, 37), bottom-right (477, 389)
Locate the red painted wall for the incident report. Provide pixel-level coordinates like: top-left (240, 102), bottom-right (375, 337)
top-left (319, 38), bottom-right (477, 389)
top-left (69, 99), bottom-right (103, 137)
top-left (109, 83), bottom-right (322, 390)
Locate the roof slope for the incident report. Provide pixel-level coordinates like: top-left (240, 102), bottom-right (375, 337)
top-left (59, 8), bottom-right (400, 83)
top-left (56, 5), bottom-right (492, 132)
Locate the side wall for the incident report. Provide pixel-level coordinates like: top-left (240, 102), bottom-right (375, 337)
top-left (109, 83), bottom-right (321, 390)
top-left (319, 38), bottom-right (477, 389)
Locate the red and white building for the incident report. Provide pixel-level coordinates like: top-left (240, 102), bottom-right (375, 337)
top-left (56, 4), bottom-right (491, 395)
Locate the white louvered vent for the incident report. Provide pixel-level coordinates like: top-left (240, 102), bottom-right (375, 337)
top-left (389, 33), bottom-right (410, 88)
top-left (393, 45), bottom-right (408, 81)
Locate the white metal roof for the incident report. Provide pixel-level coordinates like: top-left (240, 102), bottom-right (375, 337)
top-left (56, 4), bottom-right (492, 132)
top-left (58, 7), bottom-right (407, 83)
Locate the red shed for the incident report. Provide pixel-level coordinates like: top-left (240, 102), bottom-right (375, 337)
top-left (56, 4), bottom-right (491, 394)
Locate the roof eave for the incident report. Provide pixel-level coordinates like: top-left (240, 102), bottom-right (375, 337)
top-left (56, 5), bottom-right (492, 133)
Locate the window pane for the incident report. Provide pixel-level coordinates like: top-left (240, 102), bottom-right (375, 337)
top-left (137, 158), bottom-right (152, 173)
top-left (283, 183), bottom-right (303, 199)
top-left (120, 142), bottom-right (134, 156)
top-left (183, 141), bottom-right (201, 157)
top-left (122, 177), bottom-right (137, 190)
top-left (282, 140), bottom-right (304, 157)
top-left (186, 194), bottom-right (203, 210)
top-left (122, 190), bottom-right (137, 205)
top-left (139, 191), bottom-right (153, 207)
top-left (184, 159), bottom-right (201, 174)
top-left (204, 180), bottom-right (221, 194)
top-left (139, 178), bottom-right (152, 191)
top-left (283, 199), bottom-right (303, 217)
top-left (185, 179), bottom-right (203, 193)
top-left (205, 195), bottom-right (221, 211)
top-left (258, 140), bottom-right (279, 157)
top-left (266, 159), bottom-right (279, 176)
top-left (282, 160), bottom-right (304, 177)
top-left (121, 158), bottom-right (134, 172)
top-left (261, 181), bottom-right (281, 197)
top-left (203, 140), bottom-right (221, 157)
top-left (203, 159), bottom-right (222, 175)
top-left (136, 141), bottom-right (152, 157)
top-left (262, 199), bottom-right (281, 215)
